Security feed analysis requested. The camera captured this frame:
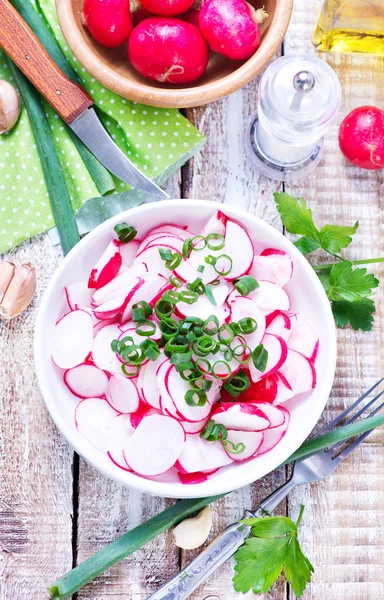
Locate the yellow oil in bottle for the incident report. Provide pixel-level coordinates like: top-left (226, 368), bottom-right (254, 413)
top-left (313, 0), bottom-right (384, 54)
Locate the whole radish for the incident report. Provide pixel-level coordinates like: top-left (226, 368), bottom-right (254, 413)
top-left (339, 106), bottom-right (384, 170)
top-left (130, 0), bottom-right (152, 27)
top-left (199, 0), bottom-right (268, 60)
top-left (140, 0), bottom-right (195, 16)
top-left (82, 0), bottom-right (132, 48)
top-left (128, 18), bottom-right (209, 84)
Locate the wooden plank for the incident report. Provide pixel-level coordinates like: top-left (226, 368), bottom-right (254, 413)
top-left (284, 1), bottom-right (384, 598)
top-left (0, 235), bottom-right (73, 598)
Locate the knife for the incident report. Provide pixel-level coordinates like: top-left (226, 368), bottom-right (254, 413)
top-left (0, 0), bottom-right (169, 199)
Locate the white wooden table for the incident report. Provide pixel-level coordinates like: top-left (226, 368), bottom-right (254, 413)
top-left (1, 1), bottom-right (383, 598)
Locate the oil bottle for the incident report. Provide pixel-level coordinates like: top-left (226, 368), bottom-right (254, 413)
top-left (313, 0), bottom-right (384, 54)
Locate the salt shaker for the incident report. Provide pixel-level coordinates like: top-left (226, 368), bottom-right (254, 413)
top-left (247, 55), bottom-right (342, 181)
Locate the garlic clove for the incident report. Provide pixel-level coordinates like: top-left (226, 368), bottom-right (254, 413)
top-left (172, 505), bottom-right (212, 550)
top-left (0, 80), bottom-right (21, 135)
top-left (0, 263), bottom-right (36, 320)
top-left (0, 261), bottom-right (16, 303)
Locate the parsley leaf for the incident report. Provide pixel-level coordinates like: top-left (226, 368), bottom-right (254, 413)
top-left (233, 509), bottom-right (313, 598)
top-left (332, 298), bottom-right (376, 331)
top-left (318, 223), bottom-right (358, 254)
top-left (327, 261), bottom-right (379, 302)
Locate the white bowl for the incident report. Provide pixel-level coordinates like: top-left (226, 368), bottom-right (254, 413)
top-left (35, 200), bottom-right (337, 498)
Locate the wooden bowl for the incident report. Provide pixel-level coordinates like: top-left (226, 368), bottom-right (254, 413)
top-left (56, 0), bottom-right (293, 108)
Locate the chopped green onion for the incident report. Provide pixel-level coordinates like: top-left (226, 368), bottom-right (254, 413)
top-left (182, 238), bottom-right (193, 258)
top-left (212, 361), bottom-right (232, 379)
top-left (179, 290), bottom-right (199, 304)
top-left (121, 364), bottom-right (140, 378)
top-left (223, 347), bottom-right (234, 362)
top-left (222, 440), bottom-right (245, 455)
top-left (206, 233), bottom-right (225, 251)
top-left (121, 345), bottom-right (145, 364)
top-left (232, 343), bottom-right (251, 364)
top-left (185, 389), bottom-right (207, 407)
top-left (160, 317), bottom-right (179, 339)
top-left (252, 344), bottom-right (269, 372)
top-left (213, 254), bottom-right (233, 276)
top-left (238, 318), bottom-right (257, 335)
top-left (111, 339), bottom-right (120, 353)
top-left (203, 315), bottom-right (220, 336)
top-left (233, 275), bottom-right (259, 296)
top-left (169, 275), bottom-right (184, 288)
top-left (218, 324), bottom-right (235, 345)
top-left (195, 358), bottom-right (211, 374)
top-left (192, 336), bottom-right (217, 356)
top-left (135, 320), bottom-right (157, 337)
top-left (190, 378), bottom-right (213, 392)
top-left (197, 265), bottom-right (205, 273)
top-left (210, 279), bottom-right (221, 286)
top-left (194, 326), bottom-right (204, 338)
top-left (200, 420), bottom-right (228, 441)
top-left (165, 252), bottom-right (182, 270)
top-left (223, 371), bottom-right (251, 398)
top-left (191, 236), bottom-right (206, 251)
top-left (164, 336), bottom-right (189, 354)
top-left (114, 223), bottom-right (137, 243)
top-left (159, 248), bottom-right (174, 261)
top-left (186, 331), bottom-right (196, 343)
top-left (188, 277), bottom-right (205, 295)
top-left (204, 255), bottom-right (217, 266)
top-left (155, 299), bottom-right (174, 319)
top-left (132, 301), bottom-right (152, 322)
top-left (205, 285), bottom-right (217, 306)
top-left (170, 352), bottom-right (193, 366)
top-left (163, 290), bottom-right (181, 304)
top-left (176, 362), bottom-right (201, 381)
top-left (119, 336), bottom-right (135, 348)
top-left (140, 339), bottom-right (160, 361)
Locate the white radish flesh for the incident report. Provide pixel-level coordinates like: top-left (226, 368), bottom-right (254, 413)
top-left (64, 363), bottom-right (109, 398)
top-left (75, 397), bottom-right (119, 452)
top-left (93, 295), bottom-right (127, 320)
top-left (92, 323), bottom-right (122, 372)
top-left (211, 403), bottom-right (270, 432)
top-left (266, 311), bottom-right (292, 342)
top-left (229, 296), bottom-right (266, 350)
top-left (248, 281), bottom-right (291, 315)
top-left (65, 280), bottom-right (93, 311)
top-left (140, 235), bottom-right (185, 254)
top-left (175, 294), bottom-right (230, 325)
top-left (256, 407), bottom-right (290, 455)
top-left (181, 418), bottom-right (210, 434)
top-left (224, 430), bottom-right (264, 461)
top-left (134, 246), bottom-right (174, 277)
top-left (223, 220), bottom-right (253, 280)
top-left (248, 333), bottom-right (287, 382)
top-left (106, 375), bottom-right (140, 413)
top-left (250, 250), bottom-right (293, 287)
top-left (137, 354), bottom-right (167, 410)
top-left (121, 273), bottom-right (167, 323)
top-left (146, 224), bottom-right (191, 239)
top-left (165, 365), bottom-right (214, 422)
top-left (201, 210), bottom-right (227, 237)
top-left (177, 434), bottom-right (233, 473)
top-left (107, 414), bottom-right (135, 470)
top-left (92, 269), bottom-right (145, 306)
top-left (288, 315), bottom-right (319, 361)
top-left (119, 239), bottom-right (140, 267)
top-left (89, 240), bottom-right (122, 290)
top-left (124, 414), bottom-right (185, 476)
top-left (52, 310), bottom-right (93, 370)
top-left (279, 349), bottom-right (316, 395)
top-left (248, 402), bottom-right (286, 428)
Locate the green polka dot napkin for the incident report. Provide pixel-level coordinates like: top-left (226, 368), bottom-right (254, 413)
top-left (0, 0), bottom-right (204, 254)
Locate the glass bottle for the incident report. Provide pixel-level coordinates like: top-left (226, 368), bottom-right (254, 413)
top-left (313, 0), bottom-right (384, 54)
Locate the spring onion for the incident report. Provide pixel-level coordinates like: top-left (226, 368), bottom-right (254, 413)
top-left (190, 378), bottom-right (213, 392)
top-left (188, 278), bottom-right (205, 295)
top-left (212, 361), bottom-right (232, 379)
top-left (223, 371), bottom-right (251, 398)
top-left (192, 336), bottom-right (217, 356)
top-left (203, 315), bottom-right (220, 335)
top-left (206, 233), bottom-right (225, 251)
top-left (238, 318), bottom-right (258, 335)
top-left (159, 248), bottom-right (174, 261)
top-left (184, 389), bottom-right (207, 407)
top-left (252, 344), bottom-right (269, 372)
top-left (110, 339), bottom-right (120, 354)
top-left (164, 336), bottom-right (189, 354)
top-left (121, 364), bottom-right (140, 378)
top-left (140, 339), bottom-right (160, 361)
top-left (170, 352), bottom-right (193, 366)
top-left (191, 236), bottom-right (206, 251)
top-left (179, 290), bottom-right (199, 304)
top-left (169, 275), bottom-right (184, 288)
top-left (165, 253), bottom-right (182, 270)
top-left (218, 324), bottom-right (235, 345)
top-left (135, 320), bottom-right (157, 337)
top-left (182, 238), bottom-right (193, 258)
top-left (197, 265), bottom-right (205, 273)
top-left (222, 440), bottom-right (246, 455)
top-left (205, 285), bottom-right (217, 306)
top-left (200, 420), bottom-right (228, 441)
top-left (132, 301), bottom-right (153, 321)
top-left (155, 299), bottom-right (174, 319)
top-left (159, 318), bottom-right (179, 339)
top-left (233, 275), bottom-right (259, 296)
top-left (163, 290), bottom-right (181, 304)
top-left (195, 358), bottom-right (211, 374)
top-left (114, 223), bottom-right (137, 243)
top-left (213, 254), bottom-right (233, 276)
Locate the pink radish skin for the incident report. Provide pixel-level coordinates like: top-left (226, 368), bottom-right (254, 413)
top-left (211, 403), bottom-right (270, 432)
top-left (199, 0), bottom-right (266, 60)
top-left (92, 323), bottom-right (123, 372)
top-left (137, 354), bottom-right (167, 410)
top-left (128, 18), bottom-right (209, 84)
top-left (92, 269), bottom-right (145, 307)
top-left (82, 0), bottom-right (133, 48)
top-left (165, 365), bottom-right (215, 422)
top-left (129, 407), bottom-right (163, 428)
top-left (248, 280), bottom-right (291, 315)
top-left (224, 430), bottom-right (264, 461)
top-left (64, 363), bottom-right (109, 398)
top-left (52, 310), bottom-right (93, 370)
top-left (250, 250), bottom-right (293, 287)
top-left (338, 106), bottom-right (384, 170)
top-left (124, 414), bottom-right (185, 476)
top-left (288, 315), bottom-right (319, 362)
top-left (143, 224), bottom-right (191, 240)
top-left (93, 317), bottom-right (118, 336)
top-left (65, 281), bottom-right (93, 311)
top-left (201, 210), bottom-right (228, 238)
top-left (180, 417), bottom-right (210, 434)
top-left (177, 434), bottom-right (233, 473)
top-left (273, 372), bottom-right (295, 405)
top-left (248, 333), bottom-right (288, 383)
top-left (121, 273), bottom-right (166, 323)
top-left (279, 349), bottom-right (317, 395)
top-left (265, 310), bottom-right (292, 341)
top-left (75, 398), bottom-right (120, 452)
top-left (178, 471), bottom-right (209, 484)
top-left (106, 375), bottom-right (140, 413)
top-left (140, 0), bottom-right (195, 16)
top-left (137, 233), bottom-right (185, 254)
top-left (256, 406), bottom-right (290, 455)
top-left (93, 295), bottom-right (128, 320)
top-left (88, 240), bottom-right (122, 289)
top-left (130, 0), bottom-right (152, 26)
top-left (222, 220), bottom-right (253, 280)
top-left (118, 239), bottom-right (140, 267)
top-left (248, 402), bottom-right (285, 428)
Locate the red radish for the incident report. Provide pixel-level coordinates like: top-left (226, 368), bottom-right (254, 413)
top-left (256, 406), bottom-right (290, 455)
top-left (265, 310), bottom-right (292, 341)
top-left (129, 407), bottom-right (162, 428)
top-left (220, 374), bottom-right (279, 404)
top-left (250, 250), bottom-right (293, 287)
top-left (199, 0), bottom-right (267, 60)
top-left (223, 430), bottom-right (264, 461)
top-left (135, 246), bottom-right (178, 277)
top-left (64, 363), bottom-right (109, 398)
top-left (180, 417), bottom-right (210, 434)
top-left (124, 414), bottom-right (185, 476)
top-left (75, 398), bottom-right (119, 452)
top-left (201, 210), bottom-right (228, 238)
top-left (165, 365), bottom-right (217, 422)
top-left (93, 294), bottom-right (128, 320)
top-left (247, 280), bottom-right (291, 315)
top-left (92, 270), bottom-right (145, 307)
top-left (137, 233), bottom-right (185, 254)
top-left (178, 471), bottom-right (209, 484)
top-left (140, 0), bottom-right (195, 16)
top-left (107, 414), bottom-right (135, 470)
top-left (144, 224), bottom-right (192, 240)
top-left (121, 273), bottom-right (168, 322)
top-left (175, 293), bottom-right (230, 325)
top-left (288, 315), bottom-right (319, 362)
top-left (274, 372), bottom-right (295, 405)
top-left (211, 403), bottom-right (270, 432)
top-left (82, 0), bottom-right (132, 48)
top-left (106, 375), bottom-right (140, 413)
top-left (177, 434), bottom-right (233, 473)
top-left (339, 106), bottom-right (384, 170)
top-left (229, 295), bottom-right (266, 350)
top-left (222, 220), bottom-right (253, 280)
top-left (88, 240), bottom-right (122, 289)
top-left (249, 402), bottom-right (285, 428)
top-left (52, 310), bottom-right (93, 370)
top-left (128, 18), bottom-right (209, 84)
top-left (248, 333), bottom-right (287, 383)
top-left (65, 280), bottom-right (93, 311)
top-left (118, 239), bottom-right (141, 267)
top-left (130, 0), bottom-right (151, 26)
top-left (279, 349), bottom-right (317, 395)
top-left (137, 354), bottom-right (167, 410)
top-left (92, 323), bottom-right (123, 372)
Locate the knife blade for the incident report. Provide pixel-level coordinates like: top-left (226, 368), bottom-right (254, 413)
top-left (0, 0), bottom-right (170, 199)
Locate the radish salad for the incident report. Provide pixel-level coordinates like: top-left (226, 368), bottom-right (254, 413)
top-left (52, 211), bottom-right (319, 484)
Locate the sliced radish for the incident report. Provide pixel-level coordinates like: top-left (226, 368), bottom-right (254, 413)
top-left (124, 414), bottom-right (185, 476)
top-left (248, 281), bottom-right (291, 315)
top-left (52, 309), bottom-right (93, 369)
top-left (146, 224), bottom-right (191, 239)
top-left (157, 360), bottom-right (182, 419)
top-left (88, 239), bottom-right (120, 289)
top-left (256, 406), bottom-right (290, 455)
top-left (106, 375), bottom-right (140, 413)
top-left (145, 466), bottom-right (180, 483)
top-left (174, 253), bottom-right (218, 286)
top-left (288, 315), bottom-right (319, 362)
top-left (195, 334), bottom-right (245, 379)
top-left (92, 323), bottom-right (122, 372)
top-left (248, 333), bottom-right (288, 383)
top-left (107, 414), bottom-right (135, 470)
top-left (165, 365), bottom-right (215, 422)
top-left (177, 434), bottom-right (233, 473)
top-left (222, 220), bottom-right (253, 280)
top-left (137, 354), bottom-right (167, 410)
top-left (134, 246), bottom-right (174, 277)
top-left (65, 280), bottom-right (93, 311)
top-left (223, 430), bottom-right (264, 462)
top-left (201, 210), bottom-right (227, 237)
top-left (118, 239), bottom-right (140, 268)
top-left (139, 234), bottom-right (185, 255)
top-left (250, 250), bottom-right (293, 287)
top-left (121, 273), bottom-right (168, 323)
top-left (175, 293), bottom-right (230, 324)
top-left (180, 417), bottom-right (210, 434)
top-left (220, 373), bottom-right (279, 404)
top-left (248, 402), bottom-right (285, 428)
top-left (211, 403), bottom-right (270, 432)
top-left (92, 268), bottom-right (146, 306)
top-left (229, 296), bottom-right (266, 349)
top-left (93, 294), bottom-right (127, 320)
top-left (93, 317), bottom-right (118, 335)
top-left (64, 363), bottom-right (109, 398)
top-left (178, 471), bottom-right (209, 484)
top-left (279, 349), bottom-right (317, 395)
top-left (274, 372), bottom-right (295, 405)
top-left (265, 311), bottom-right (292, 342)
top-left (129, 406), bottom-right (162, 428)
top-left (75, 397), bottom-right (119, 452)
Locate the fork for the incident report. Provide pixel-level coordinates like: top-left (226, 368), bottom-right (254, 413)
top-left (147, 379), bottom-right (384, 600)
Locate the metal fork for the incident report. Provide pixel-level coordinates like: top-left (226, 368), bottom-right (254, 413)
top-left (147, 379), bottom-right (384, 600)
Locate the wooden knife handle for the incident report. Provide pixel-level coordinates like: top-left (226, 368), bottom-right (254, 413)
top-left (0, 0), bottom-right (93, 123)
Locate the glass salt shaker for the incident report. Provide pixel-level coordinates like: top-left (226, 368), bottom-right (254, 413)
top-left (247, 55), bottom-right (342, 182)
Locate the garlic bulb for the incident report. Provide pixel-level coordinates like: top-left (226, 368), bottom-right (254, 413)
top-left (0, 80), bottom-right (21, 134)
top-left (0, 262), bottom-right (36, 319)
top-left (172, 506), bottom-right (212, 550)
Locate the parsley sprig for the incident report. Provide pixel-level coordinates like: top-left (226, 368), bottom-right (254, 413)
top-left (274, 192), bottom-right (382, 331)
top-left (233, 506), bottom-right (313, 598)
